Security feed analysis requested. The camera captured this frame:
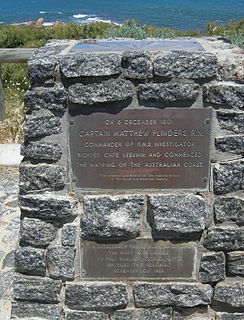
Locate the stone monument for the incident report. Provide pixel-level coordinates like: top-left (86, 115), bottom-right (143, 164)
top-left (12, 38), bottom-right (244, 319)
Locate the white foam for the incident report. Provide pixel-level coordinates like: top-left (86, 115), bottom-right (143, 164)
top-left (40, 11), bottom-right (47, 14)
top-left (73, 14), bottom-right (88, 19)
top-left (43, 22), bottom-right (54, 26)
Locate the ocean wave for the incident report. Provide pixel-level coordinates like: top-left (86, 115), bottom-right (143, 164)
top-left (73, 14), bottom-right (88, 19)
top-left (40, 11), bottom-right (47, 14)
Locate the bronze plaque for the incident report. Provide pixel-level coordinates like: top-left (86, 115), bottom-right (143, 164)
top-left (82, 239), bottom-right (196, 279)
top-left (70, 108), bottom-right (212, 190)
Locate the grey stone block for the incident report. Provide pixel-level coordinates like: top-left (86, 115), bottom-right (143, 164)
top-left (154, 51), bottom-right (217, 79)
top-left (214, 196), bottom-right (244, 225)
top-left (19, 164), bottom-right (66, 193)
top-left (47, 246), bottom-right (76, 281)
top-left (112, 307), bottom-right (172, 320)
top-left (20, 218), bottom-right (57, 248)
top-left (81, 195), bottom-right (144, 239)
top-left (214, 281), bottom-right (244, 308)
top-left (173, 308), bottom-right (215, 320)
top-left (148, 194), bottom-right (206, 238)
top-left (204, 82), bottom-right (244, 109)
top-left (13, 275), bottom-right (62, 303)
top-left (138, 83), bottom-right (199, 104)
top-left (24, 111), bottom-right (62, 138)
top-left (14, 247), bottom-right (46, 276)
top-left (11, 301), bottom-right (61, 319)
top-left (60, 53), bottom-right (121, 77)
top-left (203, 227), bottom-right (244, 251)
top-left (133, 282), bottom-right (212, 307)
top-left (21, 142), bottom-right (63, 161)
top-left (65, 310), bottom-right (109, 320)
top-left (213, 161), bottom-right (244, 195)
top-left (65, 282), bottom-right (128, 310)
top-left (217, 111), bottom-right (244, 134)
top-left (227, 251), bottom-right (244, 275)
top-left (199, 252), bottom-right (226, 283)
top-left (62, 224), bottom-right (77, 246)
top-left (19, 193), bottom-right (76, 220)
top-left (215, 136), bottom-right (244, 155)
top-left (122, 51), bottom-right (153, 79)
top-left (69, 78), bottom-right (134, 105)
top-left (216, 312), bottom-right (244, 319)
top-left (25, 86), bottom-right (67, 112)
top-left (28, 56), bottom-right (57, 86)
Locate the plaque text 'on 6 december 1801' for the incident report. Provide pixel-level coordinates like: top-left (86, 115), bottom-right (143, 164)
top-left (69, 108), bottom-right (212, 190)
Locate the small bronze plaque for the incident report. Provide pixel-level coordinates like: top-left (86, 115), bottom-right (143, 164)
top-left (70, 108), bottom-right (212, 190)
top-left (82, 239), bottom-right (196, 279)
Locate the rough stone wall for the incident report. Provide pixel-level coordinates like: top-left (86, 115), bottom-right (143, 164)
top-left (12, 38), bottom-right (244, 319)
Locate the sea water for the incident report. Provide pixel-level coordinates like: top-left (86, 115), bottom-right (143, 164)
top-left (0, 0), bottom-right (243, 30)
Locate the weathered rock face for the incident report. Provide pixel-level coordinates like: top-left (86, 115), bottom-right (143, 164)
top-left (47, 246), bottom-right (76, 280)
top-left (213, 161), bottom-right (244, 195)
top-left (13, 275), bottom-right (62, 303)
top-left (65, 283), bottom-right (128, 310)
top-left (122, 51), bottom-right (153, 79)
top-left (214, 196), bottom-right (244, 225)
top-left (148, 194), bottom-right (206, 238)
top-left (59, 53), bottom-right (121, 77)
top-left (69, 78), bottom-right (134, 105)
top-left (19, 218), bottom-right (57, 248)
top-left (12, 38), bottom-right (244, 317)
top-left (154, 51), bottom-right (218, 79)
top-left (199, 252), bottom-right (226, 283)
top-left (214, 281), bottom-right (244, 308)
top-left (81, 195), bottom-right (144, 239)
top-left (133, 283), bottom-right (213, 307)
top-left (227, 252), bottom-right (244, 275)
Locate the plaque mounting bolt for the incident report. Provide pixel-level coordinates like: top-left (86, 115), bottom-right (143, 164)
top-left (72, 177), bottom-right (77, 182)
top-left (203, 177), bottom-right (208, 183)
top-left (70, 120), bottom-right (74, 125)
top-left (205, 119), bottom-right (210, 125)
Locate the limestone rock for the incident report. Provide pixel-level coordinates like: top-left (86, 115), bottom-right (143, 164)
top-left (227, 251), bottom-right (244, 275)
top-left (19, 218), bottom-right (57, 248)
top-left (14, 247), bottom-right (46, 276)
top-left (81, 195), bottom-right (144, 239)
top-left (19, 164), bottom-right (66, 193)
top-left (19, 193), bottom-right (76, 220)
top-left (154, 51), bottom-right (218, 79)
top-left (215, 136), bottom-right (244, 155)
top-left (122, 51), bottom-right (153, 79)
top-left (62, 224), bottom-right (77, 246)
top-left (148, 194), bottom-right (206, 238)
top-left (24, 110), bottom-right (62, 138)
top-left (11, 302), bottom-right (61, 319)
top-left (60, 53), bottom-right (121, 77)
top-left (69, 78), bottom-right (134, 105)
top-left (204, 82), bottom-right (244, 109)
top-left (133, 283), bottom-right (212, 307)
top-left (203, 227), bottom-right (244, 251)
top-left (65, 282), bottom-right (128, 310)
top-left (21, 142), bottom-right (62, 161)
top-left (138, 83), bottom-right (199, 104)
top-left (13, 275), bottom-right (62, 303)
top-left (213, 161), bottom-right (244, 195)
top-left (199, 252), bottom-right (226, 283)
top-left (217, 111), bottom-right (244, 134)
top-left (47, 246), bottom-right (76, 281)
top-left (214, 196), bottom-right (244, 225)
top-left (24, 86), bottom-right (67, 112)
top-left (214, 281), bottom-right (244, 308)
top-left (65, 310), bottom-right (109, 320)
top-left (112, 307), bottom-right (172, 320)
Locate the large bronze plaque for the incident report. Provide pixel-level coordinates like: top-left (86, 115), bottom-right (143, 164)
top-left (81, 239), bottom-right (196, 279)
top-left (70, 108), bottom-right (212, 190)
